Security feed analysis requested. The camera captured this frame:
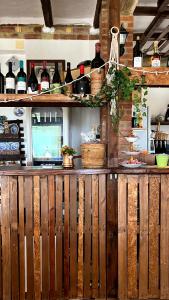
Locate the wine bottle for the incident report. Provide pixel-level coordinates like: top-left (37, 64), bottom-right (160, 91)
top-left (41, 61), bottom-right (50, 92)
top-left (65, 62), bottom-right (73, 94)
top-left (6, 62), bottom-right (15, 94)
top-left (165, 104), bottom-right (169, 121)
top-left (133, 36), bottom-right (142, 67)
top-left (0, 63), bottom-right (4, 93)
top-left (51, 62), bottom-right (61, 94)
top-left (74, 64), bottom-right (90, 94)
top-left (27, 63), bottom-right (38, 94)
top-left (17, 60), bottom-right (27, 94)
top-left (151, 41), bottom-right (160, 67)
top-left (91, 42), bottom-right (105, 95)
top-left (132, 112), bottom-right (137, 128)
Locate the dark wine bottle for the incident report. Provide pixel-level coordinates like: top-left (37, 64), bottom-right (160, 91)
top-left (41, 61), bottom-right (50, 93)
top-left (6, 62), bottom-right (15, 94)
top-left (0, 63), bottom-right (4, 93)
top-left (17, 60), bottom-right (27, 94)
top-left (133, 36), bottom-right (142, 67)
top-left (27, 63), bottom-right (38, 94)
top-left (65, 62), bottom-right (73, 94)
top-left (75, 64), bottom-right (90, 94)
top-left (91, 42), bottom-right (105, 95)
top-left (165, 104), bottom-right (169, 121)
top-left (52, 62), bottom-right (61, 94)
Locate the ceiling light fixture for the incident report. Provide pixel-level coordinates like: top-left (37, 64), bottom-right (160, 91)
top-left (42, 25), bottom-right (55, 34)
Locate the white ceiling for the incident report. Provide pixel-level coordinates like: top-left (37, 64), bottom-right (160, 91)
top-left (0, 0), bottom-right (97, 25)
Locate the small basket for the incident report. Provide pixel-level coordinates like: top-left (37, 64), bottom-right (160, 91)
top-left (80, 143), bottom-right (106, 168)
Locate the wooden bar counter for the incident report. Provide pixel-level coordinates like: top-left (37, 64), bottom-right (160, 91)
top-left (0, 166), bottom-right (169, 299)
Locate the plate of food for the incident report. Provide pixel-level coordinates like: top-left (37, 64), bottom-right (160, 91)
top-left (120, 159), bottom-right (145, 168)
top-left (0, 123), bottom-right (4, 134)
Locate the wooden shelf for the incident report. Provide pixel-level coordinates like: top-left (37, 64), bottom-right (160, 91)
top-left (0, 93), bottom-right (83, 107)
top-left (131, 67), bottom-right (169, 86)
top-left (151, 121), bottom-right (169, 125)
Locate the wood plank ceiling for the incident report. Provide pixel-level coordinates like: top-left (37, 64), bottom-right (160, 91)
top-left (133, 0), bottom-right (169, 55)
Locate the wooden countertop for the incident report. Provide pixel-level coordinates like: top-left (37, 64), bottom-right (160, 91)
top-left (0, 165), bottom-right (169, 175)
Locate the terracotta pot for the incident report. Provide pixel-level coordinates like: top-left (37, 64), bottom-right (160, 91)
top-left (62, 154), bottom-right (73, 168)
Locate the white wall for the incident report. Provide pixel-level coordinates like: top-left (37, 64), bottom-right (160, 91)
top-left (147, 87), bottom-right (169, 134)
top-left (0, 39), bottom-right (97, 71)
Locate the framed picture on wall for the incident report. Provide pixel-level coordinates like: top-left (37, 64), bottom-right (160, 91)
top-left (26, 60), bottom-right (65, 83)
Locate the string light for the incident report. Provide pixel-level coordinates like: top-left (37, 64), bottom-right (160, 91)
top-left (1, 25), bottom-right (169, 104)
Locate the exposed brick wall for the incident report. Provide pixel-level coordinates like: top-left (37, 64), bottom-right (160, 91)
top-left (120, 15), bottom-right (133, 67)
top-left (118, 15), bottom-right (134, 162)
top-left (0, 25), bottom-right (99, 40)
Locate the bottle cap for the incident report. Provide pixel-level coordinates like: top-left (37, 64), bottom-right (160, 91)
top-left (31, 62), bottom-right (35, 68)
top-left (20, 60), bottom-right (24, 68)
top-left (80, 64), bottom-right (84, 73)
top-left (95, 42), bottom-right (101, 52)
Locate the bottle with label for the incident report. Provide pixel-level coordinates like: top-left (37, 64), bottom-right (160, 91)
top-left (41, 61), bottom-right (50, 93)
top-left (91, 42), bottom-right (105, 95)
top-left (6, 62), bottom-right (15, 94)
top-left (132, 111), bottom-right (137, 128)
top-left (27, 63), bottom-right (38, 94)
top-left (151, 41), bottom-right (160, 67)
top-left (65, 62), bottom-right (73, 94)
top-left (133, 36), bottom-right (143, 67)
top-left (74, 64), bottom-right (90, 94)
top-left (165, 104), bottom-right (169, 121)
top-left (0, 63), bottom-right (4, 93)
top-left (51, 62), bottom-right (61, 94)
top-left (17, 60), bottom-right (27, 94)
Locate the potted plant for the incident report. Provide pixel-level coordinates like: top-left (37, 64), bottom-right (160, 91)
top-left (72, 65), bottom-right (148, 131)
top-left (61, 145), bottom-right (76, 168)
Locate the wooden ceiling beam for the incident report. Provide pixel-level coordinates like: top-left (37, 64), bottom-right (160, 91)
top-left (40, 0), bottom-right (53, 27)
top-left (120, 0), bottom-right (139, 15)
top-left (143, 25), bottom-right (169, 53)
top-left (93, 0), bottom-right (102, 29)
top-left (134, 6), bottom-right (158, 16)
top-left (158, 0), bottom-right (169, 12)
top-left (158, 39), bottom-right (169, 51)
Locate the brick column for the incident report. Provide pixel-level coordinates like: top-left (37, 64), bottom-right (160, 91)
top-left (118, 15), bottom-right (134, 162)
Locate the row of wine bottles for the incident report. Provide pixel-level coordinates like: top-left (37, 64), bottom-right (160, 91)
top-left (0, 42), bottom-right (105, 95)
top-left (133, 38), bottom-right (167, 68)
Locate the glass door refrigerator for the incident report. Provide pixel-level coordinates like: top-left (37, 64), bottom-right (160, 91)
top-left (31, 107), bottom-right (69, 166)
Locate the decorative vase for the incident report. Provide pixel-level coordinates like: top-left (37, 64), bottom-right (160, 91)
top-left (62, 154), bottom-right (73, 168)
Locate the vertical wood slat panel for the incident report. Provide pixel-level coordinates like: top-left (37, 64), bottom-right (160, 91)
top-left (25, 176), bottom-right (34, 300)
top-left (139, 175), bottom-right (148, 299)
top-left (48, 175), bottom-right (55, 299)
top-left (160, 175), bottom-right (169, 299)
top-left (55, 175), bottom-right (63, 298)
top-left (118, 174), bottom-right (127, 299)
top-left (18, 176), bottom-right (25, 300)
top-left (92, 174), bottom-right (99, 298)
top-left (84, 175), bottom-right (92, 298)
top-left (107, 174), bottom-right (118, 298)
top-left (69, 175), bottom-right (77, 298)
top-left (41, 176), bottom-right (49, 300)
top-left (10, 176), bottom-right (19, 300)
top-left (127, 175), bottom-right (138, 299)
top-left (64, 175), bottom-right (70, 298)
top-left (33, 176), bottom-right (41, 300)
top-left (1, 176), bottom-right (11, 300)
top-left (78, 175), bottom-right (84, 298)
top-left (149, 175), bottom-right (160, 299)
top-left (99, 174), bottom-right (106, 298)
